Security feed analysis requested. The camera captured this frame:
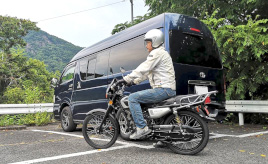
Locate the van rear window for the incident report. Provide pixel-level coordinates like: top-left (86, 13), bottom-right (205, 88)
top-left (169, 29), bottom-right (222, 68)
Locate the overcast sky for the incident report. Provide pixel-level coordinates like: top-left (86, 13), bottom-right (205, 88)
top-left (0, 0), bottom-right (149, 47)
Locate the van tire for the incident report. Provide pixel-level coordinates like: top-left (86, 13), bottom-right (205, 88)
top-left (61, 106), bottom-right (77, 132)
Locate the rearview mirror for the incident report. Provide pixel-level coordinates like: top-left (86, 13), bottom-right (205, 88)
top-left (51, 78), bottom-right (58, 88)
top-left (120, 67), bottom-right (126, 73)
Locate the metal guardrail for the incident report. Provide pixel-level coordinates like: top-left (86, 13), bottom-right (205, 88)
top-left (226, 101), bottom-right (268, 126)
top-left (0, 103), bottom-right (53, 115)
top-left (1, 101), bottom-right (267, 126)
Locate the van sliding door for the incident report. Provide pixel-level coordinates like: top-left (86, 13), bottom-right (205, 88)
top-left (72, 50), bottom-right (110, 122)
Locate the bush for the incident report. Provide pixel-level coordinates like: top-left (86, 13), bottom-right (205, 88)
top-left (0, 112), bottom-right (54, 127)
top-left (224, 113), bottom-right (268, 125)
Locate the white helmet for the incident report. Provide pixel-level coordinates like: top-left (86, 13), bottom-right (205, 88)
top-left (144, 29), bottom-right (164, 48)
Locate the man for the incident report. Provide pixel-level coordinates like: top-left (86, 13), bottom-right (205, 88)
top-left (121, 29), bottom-right (176, 140)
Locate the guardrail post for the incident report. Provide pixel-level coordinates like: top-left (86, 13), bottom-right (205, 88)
top-left (238, 113), bottom-right (244, 126)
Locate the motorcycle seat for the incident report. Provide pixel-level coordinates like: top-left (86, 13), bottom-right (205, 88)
top-left (141, 97), bottom-right (176, 108)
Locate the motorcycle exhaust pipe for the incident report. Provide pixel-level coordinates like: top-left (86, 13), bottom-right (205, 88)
top-left (152, 125), bottom-right (202, 133)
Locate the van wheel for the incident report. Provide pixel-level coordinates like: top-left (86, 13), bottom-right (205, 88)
top-left (61, 106), bottom-right (77, 132)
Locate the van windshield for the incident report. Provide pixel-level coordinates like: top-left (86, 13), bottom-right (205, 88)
top-left (169, 29), bottom-right (222, 69)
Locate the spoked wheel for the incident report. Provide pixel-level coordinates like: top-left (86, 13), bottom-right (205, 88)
top-left (82, 112), bottom-right (119, 149)
top-left (164, 111), bottom-right (209, 155)
top-left (116, 109), bottom-right (135, 140)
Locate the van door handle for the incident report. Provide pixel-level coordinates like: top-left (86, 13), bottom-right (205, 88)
top-left (77, 82), bottom-right (81, 89)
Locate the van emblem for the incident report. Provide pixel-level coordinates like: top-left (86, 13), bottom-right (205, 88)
top-left (200, 72), bottom-right (206, 78)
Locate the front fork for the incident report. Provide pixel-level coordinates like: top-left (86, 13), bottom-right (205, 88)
top-left (98, 105), bottom-right (113, 133)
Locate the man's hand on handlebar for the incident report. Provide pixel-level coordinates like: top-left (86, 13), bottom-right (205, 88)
top-left (116, 79), bottom-right (134, 87)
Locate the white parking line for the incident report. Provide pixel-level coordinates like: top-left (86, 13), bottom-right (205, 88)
top-left (9, 144), bottom-right (132, 164)
top-left (31, 129), bottom-right (84, 138)
top-left (210, 130), bottom-right (268, 139)
top-left (209, 133), bottom-right (235, 139)
top-left (9, 129), bottom-right (153, 164)
top-left (31, 129), bottom-right (154, 149)
top-left (31, 130), bottom-right (138, 145)
top-left (235, 130), bottom-right (268, 138)
top-left (13, 129), bottom-right (267, 164)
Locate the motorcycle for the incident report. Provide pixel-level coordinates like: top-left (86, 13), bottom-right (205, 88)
top-left (82, 77), bottom-right (218, 155)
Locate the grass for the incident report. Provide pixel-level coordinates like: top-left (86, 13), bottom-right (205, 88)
top-left (0, 112), bottom-right (55, 127)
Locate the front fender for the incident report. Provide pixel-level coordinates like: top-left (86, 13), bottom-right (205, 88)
top-left (86, 108), bottom-right (119, 130)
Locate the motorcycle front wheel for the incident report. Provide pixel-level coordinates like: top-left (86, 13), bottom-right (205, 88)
top-left (82, 112), bottom-right (119, 149)
top-left (164, 110), bottom-right (209, 155)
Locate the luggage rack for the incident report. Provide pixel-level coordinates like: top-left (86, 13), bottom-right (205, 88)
top-left (157, 91), bottom-right (218, 109)
top-left (174, 91), bottom-right (218, 109)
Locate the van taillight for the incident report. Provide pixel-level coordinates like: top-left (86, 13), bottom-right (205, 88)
top-left (190, 28), bottom-right (201, 33)
top-left (204, 97), bottom-right (211, 104)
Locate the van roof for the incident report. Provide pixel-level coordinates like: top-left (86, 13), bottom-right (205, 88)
top-left (70, 13), bottom-right (201, 62)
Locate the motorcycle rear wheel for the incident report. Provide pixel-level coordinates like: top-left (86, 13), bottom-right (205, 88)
top-left (116, 108), bottom-right (134, 141)
top-left (164, 110), bottom-right (209, 155)
top-left (82, 112), bottom-right (119, 149)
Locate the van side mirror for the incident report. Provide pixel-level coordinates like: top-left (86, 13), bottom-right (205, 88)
top-left (51, 78), bottom-right (58, 88)
top-left (120, 67), bottom-right (126, 73)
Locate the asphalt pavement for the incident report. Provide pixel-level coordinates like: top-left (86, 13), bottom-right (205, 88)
top-left (1, 122), bottom-right (268, 164)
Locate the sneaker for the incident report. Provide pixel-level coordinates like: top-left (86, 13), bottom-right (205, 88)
top-left (153, 141), bottom-right (166, 148)
top-left (130, 126), bottom-right (151, 139)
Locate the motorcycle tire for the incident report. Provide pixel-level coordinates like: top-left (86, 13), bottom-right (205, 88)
top-left (82, 112), bottom-right (119, 149)
top-left (164, 110), bottom-right (209, 155)
top-left (116, 108), bottom-right (133, 141)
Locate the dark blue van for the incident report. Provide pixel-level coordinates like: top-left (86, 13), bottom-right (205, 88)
top-left (53, 13), bottom-right (227, 132)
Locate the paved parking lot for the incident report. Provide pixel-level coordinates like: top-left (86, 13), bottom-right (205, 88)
top-left (1, 122), bottom-right (268, 164)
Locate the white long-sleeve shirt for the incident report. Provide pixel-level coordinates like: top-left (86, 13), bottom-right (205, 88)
top-left (123, 46), bottom-right (176, 90)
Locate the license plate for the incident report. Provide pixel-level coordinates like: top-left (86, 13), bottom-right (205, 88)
top-left (194, 86), bottom-right (208, 94)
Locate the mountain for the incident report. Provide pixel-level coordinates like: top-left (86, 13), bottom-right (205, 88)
top-left (24, 30), bottom-right (83, 72)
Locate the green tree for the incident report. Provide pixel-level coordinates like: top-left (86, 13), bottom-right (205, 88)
top-left (0, 16), bottom-right (57, 103)
top-left (202, 10), bottom-right (268, 100)
top-left (145, 0), bottom-right (268, 25)
top-left (0, 15), bottom-right (38, 54)
top-left (0, 48), bottom-right (57, 103)
top-left (111, 14), bottom-right (152, 34)
top-left (111, 0), bottom-right (268, 34)
top-left (0, 15), bottom-right (39, 97)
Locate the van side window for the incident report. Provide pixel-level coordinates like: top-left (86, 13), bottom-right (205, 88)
top-left (86, 58), bottom-right (96, 80)
top-left (109, 36), bottom-right (147, 74)
top-left (61, 65), bottom-right (75, 84)
top-left (79, 60), bottom-right (88, 80)
top-left (95, 50), bottom-right (109, 78)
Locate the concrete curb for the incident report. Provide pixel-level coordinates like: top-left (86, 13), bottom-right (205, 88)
top-left (0, 125), bottom-right (27, 131)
